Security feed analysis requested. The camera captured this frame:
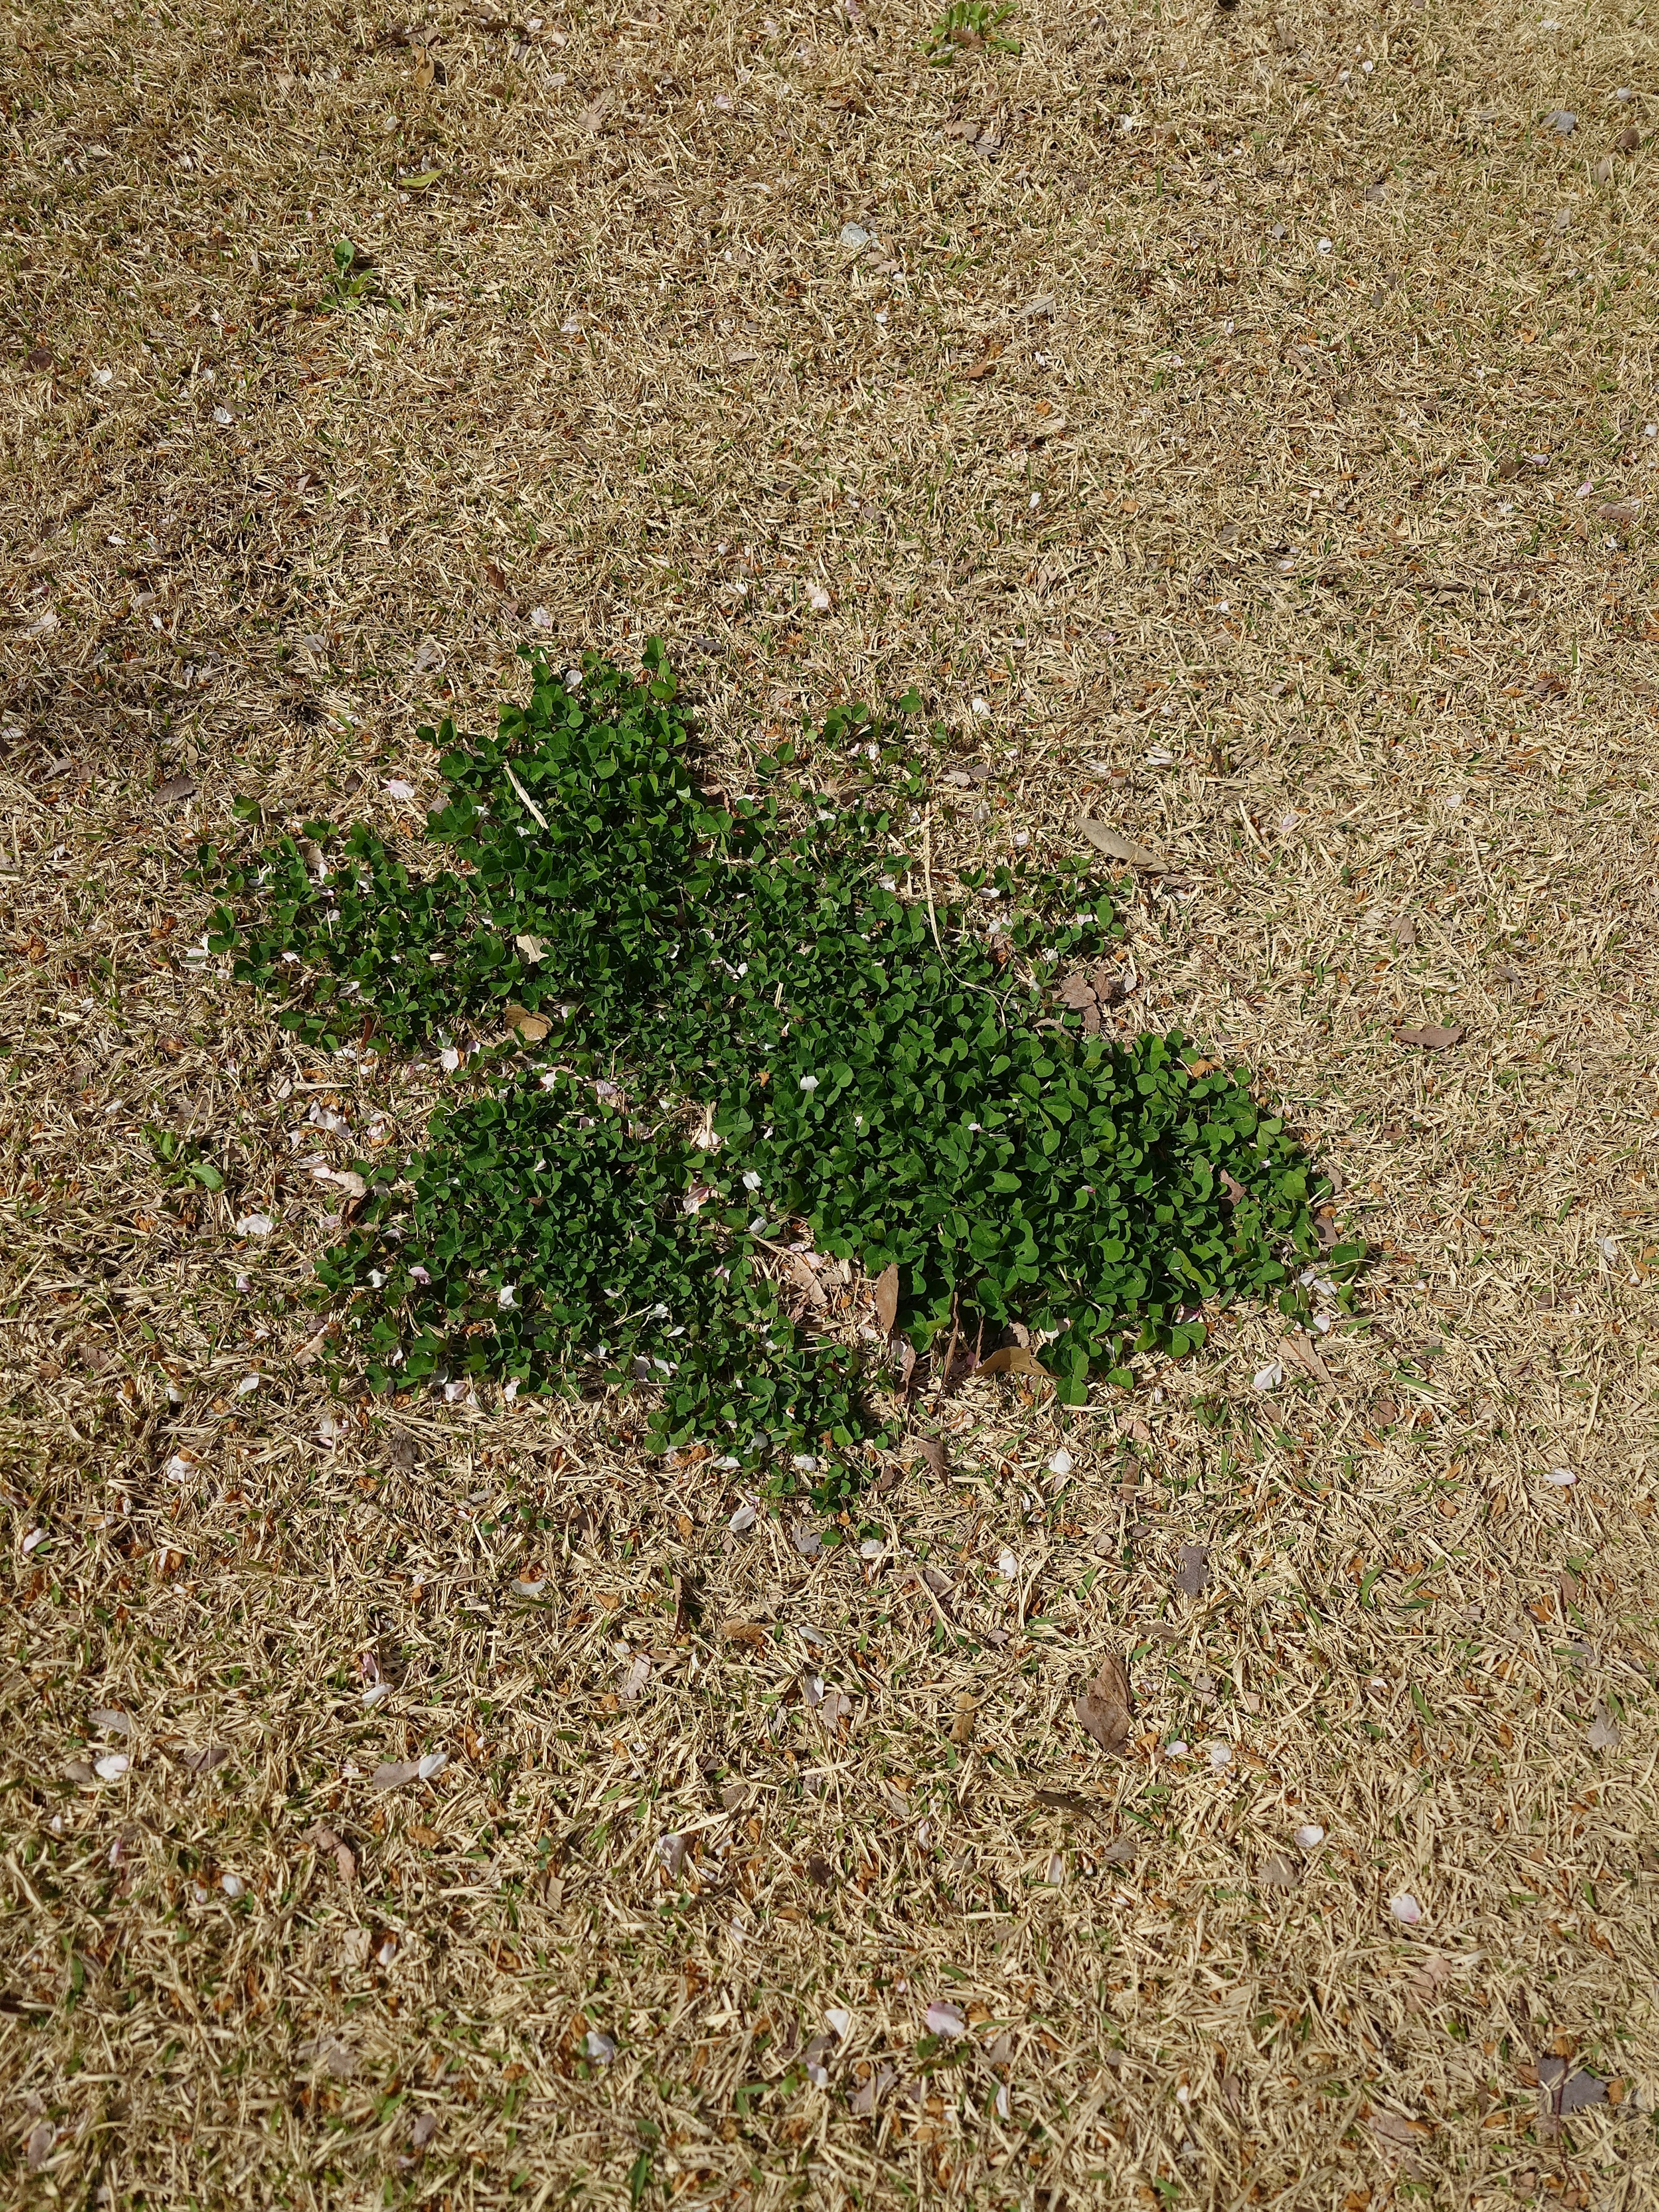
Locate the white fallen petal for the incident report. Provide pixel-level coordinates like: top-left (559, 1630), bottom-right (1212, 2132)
top-left (925, 2000), bottom-right (966, 2038)
top-left (1048, 1448), bottom-right (1074, 1477)
top-left (94, 1752), bottom-right (130, 1781)
top-left (1389, 1892), bottom-right (1423, 1925)
top-left (220, 1872), bottom-right (245, 1898)
top-left (1544, 1466), bottom-right (1576, 1487)
top-left (1252, 1361), bottom-right (1284, 1392)
top-left (416, 1751), bottom-right (448, 1781)
top-left (235, 1213), bottom-right (274, 1237)
top-left (1296, 1824), bottom-right (1326, 1849)
top-left (584, 2030), bottom-right (616, 2062)
top-left (385, 778), bottom-right (416, 801)
top-left (825, 2006), bottom-right (852, 2040)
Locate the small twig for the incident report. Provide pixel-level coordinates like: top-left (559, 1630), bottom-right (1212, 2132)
top-left (935, 1288), bottom-right (961, 1405)
top-left (922, 807), bottom-right (942, 953)
top-left (504, 762), bottom-right (550, 831)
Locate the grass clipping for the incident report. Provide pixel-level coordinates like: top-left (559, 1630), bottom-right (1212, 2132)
top-left (203, 647), bottom-right (1346, 1497)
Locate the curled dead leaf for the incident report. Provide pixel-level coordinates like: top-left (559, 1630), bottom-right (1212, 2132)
top-left (1280, 1332), bottom-right (1336, 1393)
top-left (1077, 817), bottom-right (1167, 871)
top-left (719, 1620), bottom-right (769, 1650)
top-left (1055, 960), bottom-right (1129, 1033)
top-left (1076, 1652), bottom-right (1133, 1754)
top-left (976, 1344), bottom-right (1052, 1380)
top-left (505, 1002), bottom-right (552, 1043)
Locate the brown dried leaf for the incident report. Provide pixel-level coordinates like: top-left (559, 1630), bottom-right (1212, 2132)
top-left (1397, 1023), bottom-right (1464, 1050)
top-left (789, 1254), bottom-right (827, 1308)
top-left (182, 1743), bottom-right (229, 1775)
top-left (1370, 2109), bottom-right (1433, 2145)
top-left (1032, 1786), bottom-right (1110, 1828)
top-left (370, 1759), bottom-right (422, 1792)
top-left (1257, 1853), bottom-right (1300, 1887)
top-left (719, 1620), bottom-right (768, 1650)
top-left (155, 772), bottom-right (198, 802)
top-left (1077, 817), bottom-right (1167, 870)
top-left (915, 1435), bottom-right (947, 1478)
top-left (1407, 1952), bottom-right (1456, 2008)
top-left (1587, 1702), bottom-right (1621, 1752)
top-left (1076, 1652), bottom-right (1133, 1753)
top-left (504, 1002), bottom-right (552, 1043)
top-left (307, 1823), bottom-right (356, 1883)
top-left (1559, 2068), bottom-right (1609, 2115)
top-left (1220, 1169), bottom-right (1246, 1204)
top-left (1173, 1543), bottom-right (1210, 1598)
top-left (1281, 1332), bottom-right (1336, 1392)
top-left (976, 1344), bottom-right (1052, 1379)
top-left (872, 1262), bottom-right (899, 1334)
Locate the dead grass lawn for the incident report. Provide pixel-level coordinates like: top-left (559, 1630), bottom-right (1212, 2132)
top-left (4, 0), bottom-right (1659, 2206)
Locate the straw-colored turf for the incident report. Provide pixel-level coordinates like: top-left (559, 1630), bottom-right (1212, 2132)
top-left (4, 0), bottom-right (1659, 2204)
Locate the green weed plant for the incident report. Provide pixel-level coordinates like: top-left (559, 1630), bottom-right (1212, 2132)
top-left (202, 646), bottom-right (1344, 1504)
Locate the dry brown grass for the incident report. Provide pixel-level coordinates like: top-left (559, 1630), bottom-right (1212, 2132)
top-left (5, 0), bottom-right (1659, 2203)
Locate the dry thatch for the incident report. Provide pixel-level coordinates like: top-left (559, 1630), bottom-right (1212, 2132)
top-left (3, 0), bottom-right (1659, 2202)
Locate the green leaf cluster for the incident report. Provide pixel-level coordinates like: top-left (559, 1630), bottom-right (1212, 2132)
top-left (925, 2), bottom-right (1022, 63)
top-left (200, 644), bottom-right (1335, 1503)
